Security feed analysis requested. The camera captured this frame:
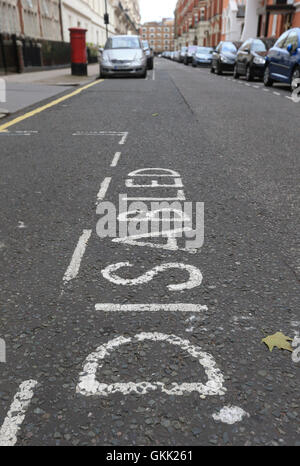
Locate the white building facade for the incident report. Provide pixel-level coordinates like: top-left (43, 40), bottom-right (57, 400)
top-left (222, 0), bottom-right (246, 42)
top-left (0, 0), bottom-right (141, 45)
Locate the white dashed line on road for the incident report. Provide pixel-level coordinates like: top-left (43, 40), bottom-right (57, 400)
top-left (96, 177), bottom-right (111, 203)
top-left (111, 151), bottom-right (121, 167)
top-left (0, 380), bottom-right (38, 446)
top-left (63, 229), bottom-right (92, 283)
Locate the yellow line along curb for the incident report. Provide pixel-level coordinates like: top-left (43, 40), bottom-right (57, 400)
top-left (0, 79), bottom-right (104, 133)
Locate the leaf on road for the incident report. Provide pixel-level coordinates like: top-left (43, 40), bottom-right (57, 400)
top-left (262, 332), bottom-right (293, 352)
top-left (152, 113), bottom-right (159, 117)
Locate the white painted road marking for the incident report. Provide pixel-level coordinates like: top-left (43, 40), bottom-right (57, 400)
top-left (128, 168), bottom-right (180, 177)
top-left (72, 131), bottom-right (128, 145)
top-left (212, 406), bottom-right (250, 424)
top-left (63, 229), bottom-right (92, 283)
top-left (125, 178), bottom-right (183, 188)
top-left (0, 380), bottom-right (38, 446)
top-left (76, 333), bottom-right (226, 397)
top-left (95, 303), bottom-right (208, 312)
top-left (101, 262), bottom-right (203, 291)
top-left (0, 130), bottom-right (38, 136)
top-left (97, 177), bottom-right (111, 203)
top-left (123, 190), bottom-right (186, 201)
top-left (111, 152), bottom-right (121, 167)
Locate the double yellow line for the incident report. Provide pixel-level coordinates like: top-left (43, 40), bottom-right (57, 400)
top-left (0, 79), bottom-right (103, 133)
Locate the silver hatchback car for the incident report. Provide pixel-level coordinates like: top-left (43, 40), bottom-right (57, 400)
top-left (99, 35), bottom-right (147, 78)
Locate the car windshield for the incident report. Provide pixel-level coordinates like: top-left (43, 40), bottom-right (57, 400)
top-left (105, 37), bottom-right (141, 50)
top-left (251, 40), bottom-right (266, 52)
top-left (196, 47), bottom-right (213, 54)
top-left (188, 46), bottom-right (197, 53)
top-left (222, 42), bottom-right (237, 53)
top-left (181, 47), bottom-right (187, 53)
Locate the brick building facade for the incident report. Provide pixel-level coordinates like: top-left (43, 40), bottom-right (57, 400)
top-left (140, 18), bottom-right (175, 53)
top-left (175, 0), bottom-right (300, 50)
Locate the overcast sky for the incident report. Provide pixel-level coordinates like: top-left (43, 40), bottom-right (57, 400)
top-left (139, 0), bottom-right (177, 23)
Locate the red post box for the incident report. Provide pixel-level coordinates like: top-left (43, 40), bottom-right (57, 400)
top-left (69, 28), bottom-right (88, 76)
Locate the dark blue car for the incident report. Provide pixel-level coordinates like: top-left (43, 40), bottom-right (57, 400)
top-left (264, 27), bottom-right (300, 90)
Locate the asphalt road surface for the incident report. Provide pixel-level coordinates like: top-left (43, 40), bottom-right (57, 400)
top-left (0, 58), bottom-right (300, 446)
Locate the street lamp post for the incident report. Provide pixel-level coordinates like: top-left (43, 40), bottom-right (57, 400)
top-left (104, 0), bottom-right (109, 39)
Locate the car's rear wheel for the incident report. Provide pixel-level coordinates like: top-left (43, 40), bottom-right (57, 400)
top-left (291, 67), bottom-right (300, 91)
top-left (210, 65), bottom-right (215, 73)
top-left (148, 58), bottom-right (154, 70)
top-left (246, 65), bottom-right (253, 81)
top-left (263, 65), bottom-right (273, 87)
top-left (192, 62), bottom-right (196, 68)
top-left (233, 64), bottom-right (239, 79)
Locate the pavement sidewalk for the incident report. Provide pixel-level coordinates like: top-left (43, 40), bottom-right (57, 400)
top-left (0, 63), bottom-right (100, 118)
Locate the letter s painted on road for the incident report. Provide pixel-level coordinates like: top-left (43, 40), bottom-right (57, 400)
top-left (101, 262), bottom-right (203, 291)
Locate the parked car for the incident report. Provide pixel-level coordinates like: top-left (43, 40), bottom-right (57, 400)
top-left (99, 35), bottom-right (147, 78)
top-left (264, 27), bottom-right (300, 90)
top-left (192, 46), bottom-right (214, 67)
top-left (233, 38), bottom-right (267, 81)
top-left (211, 41), bottom-right (238, 74)
top-left (179, 46), bottom-right (188, 63)
top-left (173, 50), bottom-right (180, 62)
top-left (184, 46), bottom-right (198, 65)
top-left (142, 40), bottom-right (154, 70)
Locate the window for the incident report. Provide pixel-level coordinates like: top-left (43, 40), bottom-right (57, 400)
top-left (251, 39), bottom-right (266, 53)
top-left (240, 40), bottom-right (251, 51)
top-left (105, 36), bottom-right (141, 50)
top-left (285, 31), bottom-right (299, 51)
top-left (221, 42), bottom-right (237, 53)
top-left (275, 30), bottom-right (290, 49)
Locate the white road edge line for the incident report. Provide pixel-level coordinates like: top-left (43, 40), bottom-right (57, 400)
top-left (153, 69), bottom-right (156, 81)
top-left (97, 177), bottom-right (112, 203)
top-left (119, 132), bottom-right (128, 145)
top-left (63, 229), bottom-right (92, 283)
top-left (111, 152), bottom-right (121, 167)
top-left (95, 303), bottom-right (208, 312)
top-left (0, 380), bottom-right (38, 446)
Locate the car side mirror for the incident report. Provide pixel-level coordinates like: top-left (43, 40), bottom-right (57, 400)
top-left (99, 47), bottom-right (104, 54)
top-left (287, 43), bottom-right (294, 54)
